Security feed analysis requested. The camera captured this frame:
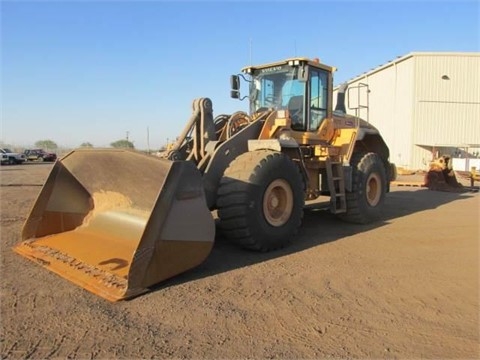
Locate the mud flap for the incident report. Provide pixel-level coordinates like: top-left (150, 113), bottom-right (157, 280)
top-left (13, 149), bottom-right (215, 301)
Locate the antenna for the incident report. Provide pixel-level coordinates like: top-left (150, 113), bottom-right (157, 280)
top-left (249, 38), bottom-right (252, 65)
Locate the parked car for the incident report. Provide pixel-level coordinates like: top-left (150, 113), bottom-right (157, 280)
top-left (0, 148), bottom-right (26, 165)
top-left (24, 149), bottom-right (57, 162)
top-left (1, 152), bottom-right (8, 165)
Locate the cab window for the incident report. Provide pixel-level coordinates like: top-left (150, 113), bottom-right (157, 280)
top-left (309, 70), bottom-right (328, 131)
top-left (283, 79), bottom-right (306, 130)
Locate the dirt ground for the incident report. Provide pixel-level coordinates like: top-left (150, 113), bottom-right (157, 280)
top-left (1, 163), bottom-right (479, 359)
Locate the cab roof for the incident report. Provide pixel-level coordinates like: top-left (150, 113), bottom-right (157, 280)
top-left (241, 57), bottom-right (336, 73)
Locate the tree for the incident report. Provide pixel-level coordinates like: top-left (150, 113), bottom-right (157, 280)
top-left (35, 140), bottom-right (58, 150)
top-left (80, 142), bottom-right (94, 148)
top-left (110, 139), bottom-right (134, 149)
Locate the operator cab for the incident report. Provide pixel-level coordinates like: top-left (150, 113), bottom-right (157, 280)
top-left (231, 58), bottom-right (334, 133)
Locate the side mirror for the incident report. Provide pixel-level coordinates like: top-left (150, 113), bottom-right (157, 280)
top-left (231, 75), bottom-right (240, 91)
top-left (230, 75), bottom-right (241, 99)
top-left (230, 74), bottom-right (250, 100)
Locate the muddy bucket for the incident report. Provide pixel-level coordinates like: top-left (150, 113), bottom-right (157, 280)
top-left (13, 149), bottom-right (215, 301)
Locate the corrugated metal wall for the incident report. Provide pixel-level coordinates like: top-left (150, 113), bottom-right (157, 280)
top-left (412, 54), bottom-right (480, 169)
top-left (333, 56), bottom-right (415, 168)
top-left (333, 52), bottom-right (480, 170)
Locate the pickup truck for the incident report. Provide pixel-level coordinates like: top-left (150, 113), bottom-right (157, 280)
top-left (24, 148), bottom-right (57, 162)
top-left (0, 148), bottom-right (26, 165)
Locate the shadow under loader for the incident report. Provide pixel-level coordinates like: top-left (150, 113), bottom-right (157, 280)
top-left (149, 187), bottom-right (475, 293)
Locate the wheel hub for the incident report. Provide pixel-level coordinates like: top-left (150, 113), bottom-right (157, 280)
top-left (366, 173), bottom-right (381, 206)
top-left (270, 196), bottom-right (279, 208)
top-left (263, 179), bottom-right (294, 227)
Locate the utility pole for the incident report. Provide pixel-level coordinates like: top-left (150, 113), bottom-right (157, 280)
top-left (147, 127), bottom-right (150, 154)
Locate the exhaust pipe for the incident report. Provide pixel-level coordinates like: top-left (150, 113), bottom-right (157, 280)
top-left (334, 82), bottom-right (348, 114)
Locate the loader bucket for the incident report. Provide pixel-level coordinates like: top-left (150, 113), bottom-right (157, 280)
top-left (13, 149), bottom-right (215, 301)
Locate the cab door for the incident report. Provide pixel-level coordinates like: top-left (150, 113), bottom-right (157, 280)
top-left (307, 68), bottom-right (331, 132)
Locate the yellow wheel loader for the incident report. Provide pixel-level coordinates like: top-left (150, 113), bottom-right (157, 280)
top-left (14, 58), bottom-right (396, 301)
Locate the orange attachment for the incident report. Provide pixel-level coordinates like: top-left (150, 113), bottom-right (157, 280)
top-left (14, 149), bottom-right (215, 301)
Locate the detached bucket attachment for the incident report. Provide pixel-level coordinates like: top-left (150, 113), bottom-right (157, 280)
top-left (424, 155), bottom-right (465, 193)
top-left (14, 149), bottom-right (215, 301)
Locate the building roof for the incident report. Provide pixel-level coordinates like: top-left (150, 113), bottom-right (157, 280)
top-left (335, 51), bottom-right (480, 89)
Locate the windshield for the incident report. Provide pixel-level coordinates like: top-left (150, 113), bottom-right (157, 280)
top-left (249, 65), bottom-right (306, 114)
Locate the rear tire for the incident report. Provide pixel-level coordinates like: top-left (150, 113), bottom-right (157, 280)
top-left (338, 152), bottom-right (387, 224)
top-left (217, 150), bottom-right (304, 251)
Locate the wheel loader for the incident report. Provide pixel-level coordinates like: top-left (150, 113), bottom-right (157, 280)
top-left (14, 57), bottom-right (396, 301)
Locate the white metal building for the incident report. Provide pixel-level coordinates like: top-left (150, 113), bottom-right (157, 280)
top-left (333, 52), bottom-right (480, 171)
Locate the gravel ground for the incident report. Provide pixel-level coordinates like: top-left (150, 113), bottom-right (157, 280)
top-left (1, 162), bottom-right (479, 359)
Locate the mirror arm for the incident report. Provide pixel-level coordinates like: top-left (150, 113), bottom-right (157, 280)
top-left (237, 73), bottom-right (251, 83)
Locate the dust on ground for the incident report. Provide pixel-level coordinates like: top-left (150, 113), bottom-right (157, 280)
top-left (1, 163), bottom-right (479, 359)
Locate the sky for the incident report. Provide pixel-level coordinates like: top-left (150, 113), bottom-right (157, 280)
top-left (1, 0), bottom-right (479, 150)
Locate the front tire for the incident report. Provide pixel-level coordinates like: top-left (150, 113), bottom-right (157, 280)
top-left (217, 150), bottom-right (304, 251)
top-left (338, 152), bottom-right (387, 224)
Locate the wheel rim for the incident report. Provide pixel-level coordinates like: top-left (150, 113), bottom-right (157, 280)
top-left (263, 179), bottom-right (294, 227)
top-left (366, 172), bottom-right (382, 206)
